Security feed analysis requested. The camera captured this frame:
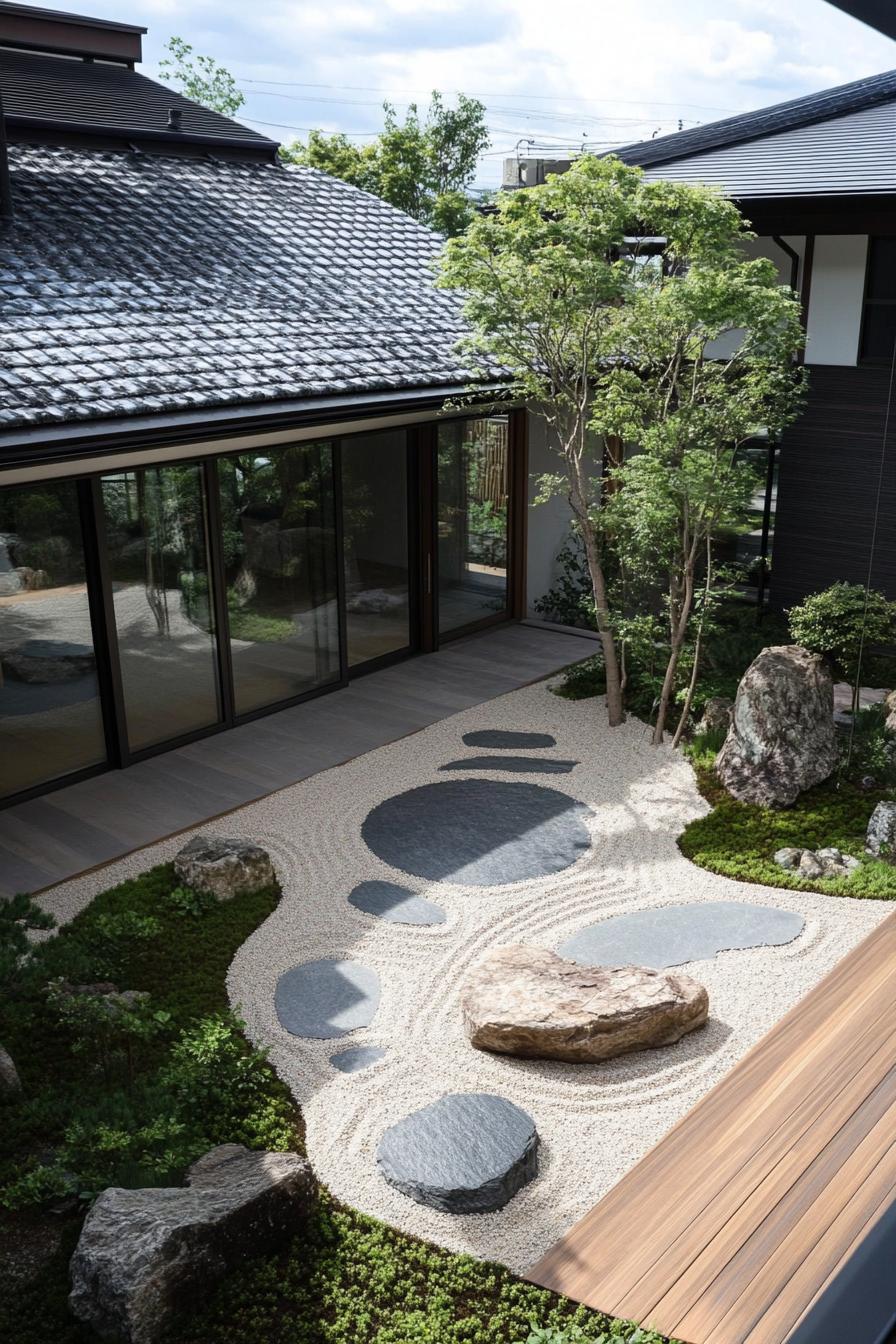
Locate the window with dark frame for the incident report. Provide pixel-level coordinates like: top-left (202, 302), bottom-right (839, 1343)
top-left (860, 236), bottom-right (896, 364)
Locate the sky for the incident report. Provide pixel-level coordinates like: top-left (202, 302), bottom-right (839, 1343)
top-left (25, 0), bottom-right (896, 188)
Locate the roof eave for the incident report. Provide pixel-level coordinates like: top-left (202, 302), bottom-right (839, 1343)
top-left (0, 381), bottom-right (510, 473)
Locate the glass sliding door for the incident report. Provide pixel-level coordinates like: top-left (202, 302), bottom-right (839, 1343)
top-left (0, 481), bottom-right (107, 799)
top-left (342, 430), bottom-right (411, 667)
top-left (437, 416), bottom-right (510, 637)
top-left (217, 441), bottom-right (340, 715)
top-left (101, 463), bottom-right (221, 752)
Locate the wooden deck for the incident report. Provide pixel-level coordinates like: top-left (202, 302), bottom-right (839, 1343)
top-left (0, 622), bottom-right (594, 898)
top-left (526, 912), bottom-right (896, 1344)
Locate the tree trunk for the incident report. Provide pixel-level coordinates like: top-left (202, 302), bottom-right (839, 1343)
top-left (652, 572), bottom-right (695, 745)
top-left (573, 482), bottom-right (625, 727)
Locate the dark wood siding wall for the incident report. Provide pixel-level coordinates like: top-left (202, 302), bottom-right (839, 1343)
top-left (772, 364), bottom-right (896, 610)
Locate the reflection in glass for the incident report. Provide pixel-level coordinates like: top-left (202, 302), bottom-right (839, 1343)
top-left (218, 442), bottom-right (340, 715)
top-left (0, 481), bottom-right (106, 798)
top-left (437, 416), bottom-right (509, 636)
top-left (101, 464), bottom-right (220, 752)
top-left (342, 431), bottom-right (410, 667)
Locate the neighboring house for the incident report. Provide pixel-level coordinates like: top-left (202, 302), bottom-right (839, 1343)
top-left (508, 67), bottom-right (896, 615)
top-left (0, 2), bottom-right (554, 807)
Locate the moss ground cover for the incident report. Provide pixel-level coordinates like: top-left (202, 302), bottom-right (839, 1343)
top-left (0, 863), bottom-right (669, 1344)
top-left (680, 762), bottom-right (896, 900)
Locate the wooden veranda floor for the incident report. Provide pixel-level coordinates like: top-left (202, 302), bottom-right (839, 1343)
top-left (0, 622), bottom-right (594, 898)
top-left (526, 911), bottom-right (896, 1344)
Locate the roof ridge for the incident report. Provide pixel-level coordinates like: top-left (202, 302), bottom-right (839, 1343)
top-left (615, 65), bottom-right (896, 168)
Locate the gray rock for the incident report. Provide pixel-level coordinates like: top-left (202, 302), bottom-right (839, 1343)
top-left (348, 880), bottom-right (445, 926)
top-left (173, 835), bottom-right (275, 901)
top-left (866, 801), bottom-right (896, 859)
top-left (716, 646), bottom-right (838, 808)
top-left (774, 847), bottom-right (804, 870)
top-left (377, 1093), bottom-right (538, 1214)
top-left (816, 847), bottom-right (843, 863)
top-left (330, 1045), bottom-right (387, 1073)
top-left (2, 639), bottom-right (96, 684)
top-left (0, 1042), bottom-right (21, 1099)
top-left (798, 851), bottom-right (825, 878)
top-left (362, 779), bottom-right (592, 886)
top-left (461, 730), bottom-right (557, 749)
top-left (461, 946), bottom-right (708, 1063)
top-left (559, 901), bottom-right (805, 970)
top-left (843, 855), bottom-right (862, 871)
top-left (69, 1145), bottom-right (315, 1344)
top-left (696, 696), bottom-right (734, 735)
top-left (275, 959), bottom-right (380, 1039)
top-left (439, 756), bottom-right (578, 775)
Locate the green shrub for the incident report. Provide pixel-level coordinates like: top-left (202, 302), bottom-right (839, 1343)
top-left (0, 894), bottom-right (55, 995)
top-left (839, 702), bottom-right (896, 788)
top-left (788, 583), bottom-right (896, 692)
top-left (680, 771), bottom-right (896, 899)
top-left (161, 1013), bottom-right (295, 1152)
top-left (535, 536), bottom-right (596, 629)
top-left (165, 884), bottom-right (216, 918)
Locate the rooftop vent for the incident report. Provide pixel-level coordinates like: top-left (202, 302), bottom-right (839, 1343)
top-left (0, 1), bottom-right (145, 66)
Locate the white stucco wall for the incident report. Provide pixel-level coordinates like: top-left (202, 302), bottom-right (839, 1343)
top-left (704, 234), bottom-right (805, 361)
top-left (525, 409), bottom-right (575, 617)
top-left (805, 235), bottom-right (868, 366)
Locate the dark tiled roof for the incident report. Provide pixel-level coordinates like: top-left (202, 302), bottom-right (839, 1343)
top-left (637, 100), bottom-right (896, 199)
top-left (615, 66), bottom-right (896, 169)
top-left (0, 145), bottom-right (480, 431)
top-left (0, 48), bottom-right (278, 155)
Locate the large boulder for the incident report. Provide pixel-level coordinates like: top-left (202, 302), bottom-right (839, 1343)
top-left (866, 801), bottom-right (896, 859)
top-left (460, 945), bottom-right (708, 1063)
top-left (696, 696), bottom-right (734, 736)
top-left (69, 1145), bottom-right (315, 1344)
top-left (715, 646), bottom-right (838, 808)
top-left (0, 1042), bottom-right (21, 1099)
top-left (173, 835), bottom-right (275, 901)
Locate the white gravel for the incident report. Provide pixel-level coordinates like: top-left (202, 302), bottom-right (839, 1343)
top-left (36, 679), bottom-right (891, 1274)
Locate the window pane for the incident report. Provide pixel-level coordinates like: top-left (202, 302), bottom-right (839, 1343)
top-left (342, 431), bottom-right (410, 667)
top-left (101, 464), bottom-right (221, 752)
top-left (218, 442), bottom-right (340, 715)
top-left (866, 237), bottom-right (896, 303)
top-left (437, 417), bottom-right (509, 636)
top-left (0, 481), bottom-right (106, 798)
top-left (861, 302), bottom-right (896, 362)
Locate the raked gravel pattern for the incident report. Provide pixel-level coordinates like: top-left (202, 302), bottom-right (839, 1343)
top-left (35, 679), bottom-right (891, 1273)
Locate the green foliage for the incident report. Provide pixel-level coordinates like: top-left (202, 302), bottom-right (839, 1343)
top-left (680, 771), bottom-right (896, 899)
top-left (438, 154), bottom-right (805, 734)
top-left (282, 92), bottom-right (488, 234)
top-left (161, 1014), bottom-right (294, 1152)
top-left (0, 893), bottom-right (55, 995)
top-left (158, 36), bottom-right (245, 115)
top-left (788, 583), bottom-right (896, 689)
top-left (79, 910), bottom-right (161, 981)
top-left (177, 1194), bottom-right (670, 1344)
top-left (535, 534), bottom-right (596, 628)
top-left (839, 702), bottom-right (896, 789)
top-left (165, 884), bottom-right (217, 918)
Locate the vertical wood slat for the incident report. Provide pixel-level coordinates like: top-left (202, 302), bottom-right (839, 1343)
top-left (525, 912), bottom-right (896, 1344)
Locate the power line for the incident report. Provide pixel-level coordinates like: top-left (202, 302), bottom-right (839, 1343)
top-left (232, 75), bottom-right (738, 115)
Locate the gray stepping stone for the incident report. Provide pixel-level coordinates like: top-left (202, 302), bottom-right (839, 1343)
top-left (348, 880), bottom-right (446, 925)
top-left (377, 1092), bottom-right (538, 1214)
top-left (462, 730), bottom-right (556, 749)
top-left (275, 959), bottom-right (380, 1039)
top-left (559, 901), bottom-right (805, 970)
top-left (362, 779), bottom-right (592, 886)
top-left (440, 756), bottom-right (577, 775)
top-left (330, 1045), bottom-right (387, 1073)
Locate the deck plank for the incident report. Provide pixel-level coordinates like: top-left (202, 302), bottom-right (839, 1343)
top-left (525, 912), bottom-right (896, 1344)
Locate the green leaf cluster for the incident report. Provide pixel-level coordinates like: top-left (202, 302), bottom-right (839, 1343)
top-left (158, 36), bottom-right (245, 116)
top-left (787, 582), bottom-right (896, 687)
top-left (281, 93), bottom-right (488, 234)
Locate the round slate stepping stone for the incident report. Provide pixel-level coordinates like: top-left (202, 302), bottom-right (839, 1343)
top-left (377, 1092), bottom-right (538, 1213)
top-left (440, 755), bottom-right (577, 775)
top-left (330, 1045), bottom-right (387, 1073)
top-left (348, 879), bottom-right (446, 925)
top-left (275, 959), bottom-right (380, 1039)
top-left (462, 730), bottom-right (556, 749)
top-left (558, 901), bottom-right (805, 971)
top-left (362, 779), bottom-right (592, 886)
